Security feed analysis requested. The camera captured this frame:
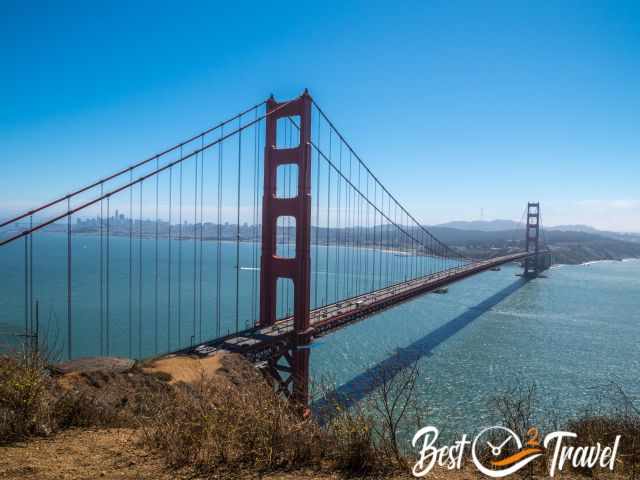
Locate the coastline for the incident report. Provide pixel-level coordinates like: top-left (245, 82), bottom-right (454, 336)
top-left (551, 257), bottom-right (640, 269)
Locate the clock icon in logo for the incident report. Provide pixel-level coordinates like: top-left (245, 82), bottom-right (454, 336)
top-left (471, 426), bottom-right (544, 478)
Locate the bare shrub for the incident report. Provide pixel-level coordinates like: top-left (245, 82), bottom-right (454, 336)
top-left (486, 382), bottom-right (545, 479)
top-left (0, 348), bottom-right (51, 441)
top-left (488, 381), bottom-right (640, 478)
top-left (140, 371), bottom-right (325, 474)
top-left (52, 388), bottom-right (122, 428)
top-left (490, 381), bottom-right (539, 443)
top-left (366, 358), bottom-right (423, 469)
top-left (0, 346), bottom-right (172, 444)
top-left (325, 403), bottom-right (378, 473)
top-left (565, 383), bottom-right (640, 477)
top-left (141, 354), bottom-right (427, 476)
top-left (52, 365), bottom-right (173, 428)
top-left (313, 355), bottom-right (426, 474)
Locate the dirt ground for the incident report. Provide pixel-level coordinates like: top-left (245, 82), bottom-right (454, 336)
top-left (0, 426), bottom-right (629, 480)
top-left (0, 427), bottom-right (403, 479)
top-left (141, 354), bottom-right (223, 384)
top-left (0, 428), bottom-right (172, 480)
top-left (2, 426), bottom-right (627, 480)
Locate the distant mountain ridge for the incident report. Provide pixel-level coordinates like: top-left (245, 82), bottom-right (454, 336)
top-left (432, 219), bottom-right (640, 242)
top-left (546, 224), bottom-right (600, 233)
top-left (423, 225), bottom-right (640, 265)
top-left (434, 219), bottom-right (521, 231)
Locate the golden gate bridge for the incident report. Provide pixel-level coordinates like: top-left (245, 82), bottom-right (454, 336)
top-left (0, 90), bottom-right (550, 404)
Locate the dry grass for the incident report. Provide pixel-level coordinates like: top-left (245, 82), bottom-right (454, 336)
top-left (325, 406), bottom-right (378, 473)
top-left (564, 384), bottom-right (640, 477)
top-left (139, 354), bottom-right (422, 476)
top-left (490, 381), bottom-right (640, 479)
top-left (0, 350), bottom-right (51, 440)
top-left (140, 370), bottom-right (325, 473)
top-left (0, 428), bottom-right (174, 480)
top-left (0, 348), bottom-right (172, 444)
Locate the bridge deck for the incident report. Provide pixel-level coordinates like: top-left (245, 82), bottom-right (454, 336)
top-left (187, 252), bottom-right (531, 359)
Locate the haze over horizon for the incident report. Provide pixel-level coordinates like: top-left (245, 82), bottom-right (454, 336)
top-left (2, 1), bottom-right (638, 232)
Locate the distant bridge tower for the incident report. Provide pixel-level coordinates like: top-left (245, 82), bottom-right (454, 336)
top-left (524, 202), bottom-right (541, 277)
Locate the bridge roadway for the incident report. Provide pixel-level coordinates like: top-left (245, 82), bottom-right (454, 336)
top-left (186, 251), bottom-right (533, 361)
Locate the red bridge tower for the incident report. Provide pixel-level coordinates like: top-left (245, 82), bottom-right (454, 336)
top-left (260, 91), bottom-right (313, 404)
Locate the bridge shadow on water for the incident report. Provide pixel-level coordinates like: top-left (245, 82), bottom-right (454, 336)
top-left (311, 277), bottom-right (529, 417)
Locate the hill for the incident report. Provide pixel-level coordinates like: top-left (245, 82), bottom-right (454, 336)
top-left (431, 227), bottom-right (640, 265)
top-left (432, 219), bottom-right (640, 244)
top-left (435, 219), bottom-right (521, 231)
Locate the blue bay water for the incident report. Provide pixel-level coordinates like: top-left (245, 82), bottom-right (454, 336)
top-left (310, 259), bottom-right (640, 438)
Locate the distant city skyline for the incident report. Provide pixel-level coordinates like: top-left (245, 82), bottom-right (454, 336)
top-left (5, 208), bottom-right (638, 235)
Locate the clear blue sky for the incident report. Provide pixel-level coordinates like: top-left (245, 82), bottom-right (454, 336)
top-left (2, 1), bottom-right (638, 231)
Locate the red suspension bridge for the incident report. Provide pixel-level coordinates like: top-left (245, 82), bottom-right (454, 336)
top-left (0, 90), bottom-right (550, 404)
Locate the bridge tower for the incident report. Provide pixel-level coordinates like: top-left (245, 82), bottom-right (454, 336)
top-left (260, 91), bottom-right (313, 404)
top-left (524, 202), bottom-right (541, 277)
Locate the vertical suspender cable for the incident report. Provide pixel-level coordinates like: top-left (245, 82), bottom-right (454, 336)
top-left (372, 181), bottom-right (377, 292)
top-left (356, 161), bottom-right (362, 295)
top-left (378, 186), bottom-right (383, 286)
top-left (129, 170), bottom-right (133, 357)
top-left (24, 235), bottom-right (28, 345)
top-left (138, 182), bottom-right (143, 358)
top-left (251, 113), bottom-right (258, 324)
top-left (394, 203), bottom-right (399, 283)
top-left (365, 172), bottom-right (370, 289)
top-left (255, 115), bottom-right (261, 321)
top-left (193, 148), bottom-right (198, 344)
top-left (385, 193), bottom-right (390, 286)
top-left (351, 154), bottom-right (356, 295)
top-left (411, 230), bottom-right (419, 277)
top-left (67, 197), bottom-right (72, 359)
top-left (216, 128), bottom-right (223, 337)
top-left (199, 135), bottom-right (205, 339)
top-left (325, 129), bottom-right (331, 305)
top-left (99, 183), bottom-right (104, 355)
top-left (344, 150), bottom-right (349, 296)
top-left (335, 140), bottom-right (341, 301)
top-left (254, 113), bottom-right (261, 324)
top-left (29, 215), bottom-right (33, 340)
top-left (106, 196), bottom-right (110, 355)
top-left (345, 157), bottom-right (350, 296)
top-left (154, 157), bottom-right (159, 354)
top-left (178, 153), bottom-right (183, 345)
top-left (168, 166), bottom-right (173, 350)
top-left (405, 212), bottom-right (410, 280)
top-left (235, 117), bottom-right (242, 332)
top-left (314, 109), bottom-right (321, 308)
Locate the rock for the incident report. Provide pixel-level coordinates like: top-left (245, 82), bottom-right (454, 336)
top-left (53, 357), bottom-right (136, 375)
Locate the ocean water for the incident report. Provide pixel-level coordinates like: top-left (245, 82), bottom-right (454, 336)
top-left (309, 258), bottom-right (640, 439)
top-left (1, 233), bottom-right (638, 438)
